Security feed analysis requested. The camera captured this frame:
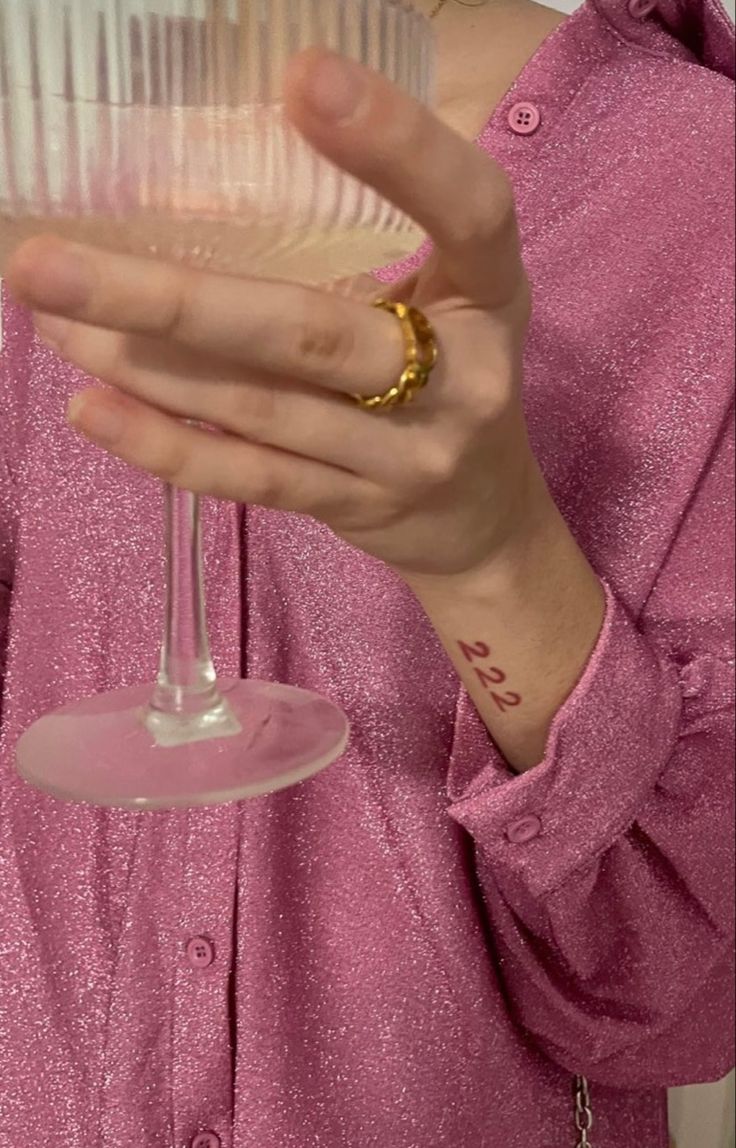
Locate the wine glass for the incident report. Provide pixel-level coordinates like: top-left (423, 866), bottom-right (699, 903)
top-left (0, 0), bottom-right (434, 809)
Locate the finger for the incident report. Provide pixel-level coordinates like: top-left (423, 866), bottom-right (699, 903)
top-left (284, 48), bottom-right (530, 309)
top-left (6, 237), bottom-right (411, 401)
top-left (65, 386), bottom-right (377, 516)
top-left (34, 312), bottom-right (432, 483)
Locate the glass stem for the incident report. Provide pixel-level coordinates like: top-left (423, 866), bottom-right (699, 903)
top-left (150, 484), bottom-right (221, 717)
top-left (145, 484), bottom-right (242, 748)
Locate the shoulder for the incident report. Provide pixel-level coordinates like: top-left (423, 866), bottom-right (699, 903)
top-left (586, 40), bottom-right (733, 169)
top-left (563, 46), bottom-right (734, 279)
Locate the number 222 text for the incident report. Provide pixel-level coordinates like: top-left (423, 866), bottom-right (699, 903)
top-left (457, 640), bottom-right (522, 714)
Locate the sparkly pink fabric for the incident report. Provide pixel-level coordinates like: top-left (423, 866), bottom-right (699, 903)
top-left (1, 0), bottom-right (734, 1144)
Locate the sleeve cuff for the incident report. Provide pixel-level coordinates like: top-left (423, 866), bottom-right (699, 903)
top-left (445, 577), bottom-right (684, 899)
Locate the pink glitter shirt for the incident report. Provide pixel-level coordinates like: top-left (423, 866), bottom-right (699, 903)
top-left (1, 0), bottom-right (734, 1145)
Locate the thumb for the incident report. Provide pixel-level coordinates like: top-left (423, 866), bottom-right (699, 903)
top-left (283, 47), bottom-right (529, 309)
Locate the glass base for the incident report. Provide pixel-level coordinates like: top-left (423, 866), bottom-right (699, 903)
top-left (16, 678), bottom-right (350, 810)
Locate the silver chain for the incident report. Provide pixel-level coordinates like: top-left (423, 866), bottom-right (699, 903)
top-left (428, 0), bottom-right (489, 18)
top-left (574, 1076), bottom-right (595, 1148)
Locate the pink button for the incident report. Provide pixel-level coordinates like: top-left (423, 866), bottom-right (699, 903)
top-left (186, 936), bottom-right (215, 969)
top-left (191, 1134), bottom-right (221, 1148)
top-left (506, 815), bottom-right (542, 844)
top-left (628, 0), bottom-right (658, 17)
top-left (508, 102), bottom-right (541, 136)
top-left (678, 659), bottom-right (708, 698)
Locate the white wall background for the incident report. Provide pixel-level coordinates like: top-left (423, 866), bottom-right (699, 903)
top-left (547, 3), bottom-right (735, 1145)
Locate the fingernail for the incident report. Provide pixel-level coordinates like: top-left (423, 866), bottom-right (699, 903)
top-left (34, 313), bottom-right (71, 353)
top-left (67, 394), bottom-right (125, 445)
top-left (301, 52), bottom-right (368, 124)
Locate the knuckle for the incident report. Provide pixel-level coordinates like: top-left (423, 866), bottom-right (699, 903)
top-left (453, 169), bottom-right (515, 246)
top-left (207, 472), bottom-right (240, 503)
top-left (156, 440), bottom-right (190, 486)
top-left (159, 269), bottom-right (200, 342)
top-left (370, 492), bottom-right (410, 530)
top-left (292, 299), bottom-right (356, 375)
top-left (463, 371), bottom-right (506, 418)
top-left (460, 350), bottom-right (518, 422)
top-left (231, 382), bottom-right (277, 440)
top-left (418, 440), bottom-right (459, 488)
top-left (106, 338), bottom-right (133, 389)
top-left (249, 467), bottom-right (282, 509)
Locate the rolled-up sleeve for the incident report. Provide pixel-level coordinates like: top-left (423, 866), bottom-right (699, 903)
top-left (446, 409), bottom-right (735, 1088)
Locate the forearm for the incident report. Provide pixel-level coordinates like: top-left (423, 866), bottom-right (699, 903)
top-left (404, 463), bottom-right (607, 774)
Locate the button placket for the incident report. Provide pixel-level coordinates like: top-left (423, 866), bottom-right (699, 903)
top-left (173, 806), bottom-right (240, 1148)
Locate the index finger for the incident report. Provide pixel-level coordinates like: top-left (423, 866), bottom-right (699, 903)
top-left (284, 47), bottom-right (529, 309)
top-left (3, 236), bottom-right (408, 399)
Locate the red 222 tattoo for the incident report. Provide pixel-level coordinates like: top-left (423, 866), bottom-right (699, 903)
top-left (457, 640), bottom-right (523, 714)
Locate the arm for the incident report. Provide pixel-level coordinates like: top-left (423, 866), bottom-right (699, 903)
top-left (422, 407), bottom-right (735, 1087)
top-left (404, 457), bottom-right (608, 775)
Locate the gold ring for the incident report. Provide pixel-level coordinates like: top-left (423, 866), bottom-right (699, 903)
top-left (351, 299), bottom-right (439, 412)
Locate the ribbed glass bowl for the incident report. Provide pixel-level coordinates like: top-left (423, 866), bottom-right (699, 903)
top-left (0, 0), bottom-right (434, 282)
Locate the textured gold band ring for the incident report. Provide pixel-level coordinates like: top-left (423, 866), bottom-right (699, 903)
top-left (351, 299), bottom-right (439, 412)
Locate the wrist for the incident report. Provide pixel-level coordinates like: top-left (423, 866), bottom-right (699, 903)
top-left (402, 456), bottom-right (561, 606)
top-left (402, 460), bottom-right (607, 773)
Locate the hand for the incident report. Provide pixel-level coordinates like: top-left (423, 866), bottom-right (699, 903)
top-left (5, 47), bottom-right (546, 584)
